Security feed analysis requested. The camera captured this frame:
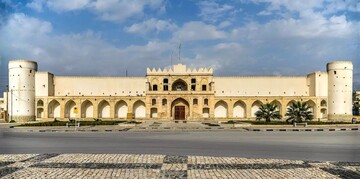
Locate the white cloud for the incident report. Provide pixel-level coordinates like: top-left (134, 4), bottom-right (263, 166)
top-left (0, 13), bottom-right (173, 76)
top-left (90, 0), bottom-right (164, 22)
top-left (172, 21), bottom-right (227, 41)
top-left (26, 0), bottom-right (165, 22)
top-left (47, 0), bottom-right (91, 12)
top-left (125, 18), bottom-right (177, 34)
top-left (198, 0), bottom-right (238, 23)
top-left (26, 0), bottom-right (44, 12)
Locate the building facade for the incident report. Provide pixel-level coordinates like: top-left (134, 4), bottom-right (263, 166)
top-left (4, 60), bottom-right (354, 122)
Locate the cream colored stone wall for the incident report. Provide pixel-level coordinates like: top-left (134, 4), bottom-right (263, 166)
top-left (53, 77), bottom-right (146, 97)
top-left (35, 72), bottom-right (54, 97)
top-left (214, 77), bottom-right (309, 97)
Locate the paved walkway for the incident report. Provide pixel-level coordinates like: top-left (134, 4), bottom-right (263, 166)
top-left (0, 154), bottom-right (359, 178)
top-left (2, 121), bottom-right (359, 133)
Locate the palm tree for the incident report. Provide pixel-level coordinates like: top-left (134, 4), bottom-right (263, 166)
top-left (285, 101), bottom-right (314, 123)
top-left (255, 103), bottom-right (282, 122)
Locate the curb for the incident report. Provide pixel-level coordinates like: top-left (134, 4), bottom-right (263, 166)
top-left (9, 126), bottom-right (360, 133)
top-left (244, 127), bottom-right (359, 132)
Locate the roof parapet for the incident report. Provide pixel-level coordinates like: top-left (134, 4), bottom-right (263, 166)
top-left (147, 63), bottom-right (213, 75)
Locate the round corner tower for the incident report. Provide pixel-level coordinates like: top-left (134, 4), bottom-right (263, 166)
top-left (8, 60), bottom-right (38, 122)
top-left (327, 61), bottom-right (353, 121)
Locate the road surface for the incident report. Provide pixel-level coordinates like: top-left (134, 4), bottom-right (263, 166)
top-left (0, 130), bottom-right (359, 162)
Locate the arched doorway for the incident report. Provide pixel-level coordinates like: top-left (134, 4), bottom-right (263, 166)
top-left (233, 100), bottom-right (246, 118)
top-left (65, 100), bottom-right (76, 118)
top-left (115, 100), bottom-right (128, 118)
top-left (48, 100), bottom-right (60, 118)
top-left (171, 98), bottom-right (189, 120)
top-left (81, 100), bottom-right (93, 118)
top-left (251, 100), bottom-right (263, 117)
top-left (215, 101), bottom-right (228, 118)
top-left (133, 100), bottom-right (146, 118)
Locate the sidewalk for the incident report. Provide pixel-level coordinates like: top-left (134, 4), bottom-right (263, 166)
top-left (0, 153), bottom-right (359, 178)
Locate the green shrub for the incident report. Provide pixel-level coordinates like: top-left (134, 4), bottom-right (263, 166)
top-left (16, 120), bottom-right (126, 127)
top-left (9, 120), bottom-right (16, 123)
top-left (94, 118), bottom-right (102, 122)
top-left (127, 121), bottom-right (142, 124)
top-left (202, 122), bottom-right (220, 126)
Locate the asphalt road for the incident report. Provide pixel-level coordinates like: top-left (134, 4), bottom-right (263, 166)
top-left (0, 131), bottom-right (359, 162)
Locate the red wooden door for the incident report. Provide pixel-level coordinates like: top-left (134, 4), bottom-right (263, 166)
top-left (175, 106), bottom-right (185, 120)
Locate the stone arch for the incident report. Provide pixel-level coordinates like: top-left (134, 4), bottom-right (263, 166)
top-left (133, 100), bottom-right (146, 118)
top-left (98, 100), bottom-right (110, 118)
top-left (214, 100), bottom-right (228, 118)
top-left (286, 100), bottom-right (297, 110)
top-left (37, 100), bottom-right (44, 107)
top-left (171, 98), bottom-right (190, 120)
top-left (270, 100), bottom-right (282, 114)
top-left (151, 78), bottom-right (159, 91)
top-left (251, 100), bottom-right (263, 117)
top-left (115, 100), bottom-right (128, 118)
top-left (65, 100), bottom-right (77, 118)
top-left (233, 100), bottom-right (246, 118)
top-left (81, 100), bottom-right (94, 118)
top-left (306, 100), bottom-right (316, 116)
top-left (200, 78), bottom-right (208, 85)
top-left (48, 99), bottom-right (60, 118)
top-left (172, 79), bottom-right (188, 91)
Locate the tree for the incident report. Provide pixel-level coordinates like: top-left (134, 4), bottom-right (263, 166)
top-left (255, 103), bottom-right (282, 122)
top-left (285, 101), bottom-right (314, 123)
top-left (353, 93), bottom-right (360, 115)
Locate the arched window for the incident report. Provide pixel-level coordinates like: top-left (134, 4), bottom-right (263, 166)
top-left (152, 99), bottom-right (156, 105)
top-left (37, 100), bottom-right (44, 106)
top-left (172, 79), bottom-right (187, 91)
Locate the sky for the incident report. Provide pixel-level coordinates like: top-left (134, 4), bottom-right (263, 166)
top-left (0, 0), bottom-right (359, 92)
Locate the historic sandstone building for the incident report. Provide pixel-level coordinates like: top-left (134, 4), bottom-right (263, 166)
top-left (4, 60), bottom-right (354, 122)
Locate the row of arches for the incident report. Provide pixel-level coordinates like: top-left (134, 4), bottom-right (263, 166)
top-left (214, 99), bottom-right (327, 119)
top-left (38, 99), bottom-right (146, 119)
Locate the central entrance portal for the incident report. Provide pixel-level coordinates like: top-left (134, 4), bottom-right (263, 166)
top-left (174, 106), bottom-right (185, 120)
top-left (171, 98), bottom-right (189, 120)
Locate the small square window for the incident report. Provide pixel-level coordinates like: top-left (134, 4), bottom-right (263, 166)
top-left (202, 85), bottom-right (207, 91)
top-left (153, 85), bottom-right (158, 91)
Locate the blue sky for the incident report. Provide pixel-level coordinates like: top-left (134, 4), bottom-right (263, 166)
top-left (0, 0), bottom-right (359, 91)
